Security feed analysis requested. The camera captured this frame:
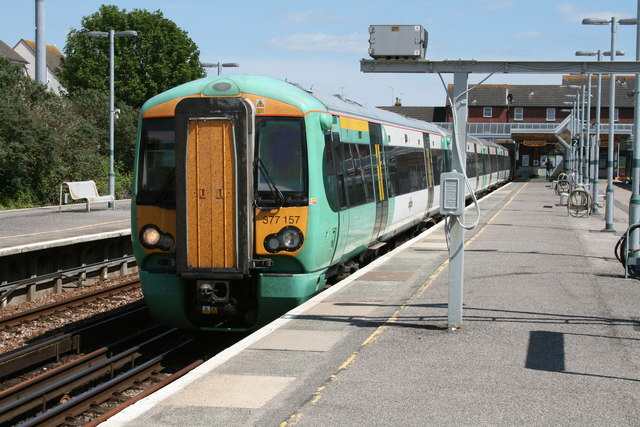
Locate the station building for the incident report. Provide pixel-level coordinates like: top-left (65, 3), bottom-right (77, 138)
top-left (383, 75), bottom-right (636, 180)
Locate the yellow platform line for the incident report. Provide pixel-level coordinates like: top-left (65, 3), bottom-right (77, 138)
top-left (280, 182), bottom-right (528, 426)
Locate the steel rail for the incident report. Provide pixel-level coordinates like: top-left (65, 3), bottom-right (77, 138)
top-left (0, 347), bottom-right (111, 409)
top-left (0, 322), bottom-right (164, 403)
top-left (0, 328), bottom-right (185, 425)
top-left (0, 277), bottom-right (140, 330)
top-left (85, 359), bottom-right (205, 426)
top-left (0, 301), bottom-right (149, 380)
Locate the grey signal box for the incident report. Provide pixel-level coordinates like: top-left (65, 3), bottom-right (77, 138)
top-left (368, 25), bottom-right (427, 59)
top-left (439, 172), bottom-right (465, 216)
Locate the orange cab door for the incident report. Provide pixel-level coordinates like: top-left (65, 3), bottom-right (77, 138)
top-left (186, 119), bottom-right (237, 269)
top-left (175, 97), bottom-right (255, 277)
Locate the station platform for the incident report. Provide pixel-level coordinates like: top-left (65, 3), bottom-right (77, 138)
top-left (105, 179), bottom-right (640, 426)
top-left (0, 200), bottom-right (131, 256)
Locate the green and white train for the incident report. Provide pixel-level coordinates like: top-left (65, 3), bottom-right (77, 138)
top-left (132, 74), bottom-right (511, 331)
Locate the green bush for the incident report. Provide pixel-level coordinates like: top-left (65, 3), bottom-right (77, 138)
top-left (0, 57), bottom-right (137, 208)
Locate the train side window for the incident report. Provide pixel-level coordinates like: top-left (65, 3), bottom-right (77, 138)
top-left (357, 144), bottom-right (375, 204)
top-left (384, 146), bottom-right (398, 197)
top-left (322, 132), bottom-right (346, 211)
top-left (466, 152), bottom-right (478, 178)
top-left (369, 123), bottom-right (387, 201)
top-left (137, 117), bottom-right (176, 207)
top-left (444, 148), bottom-right (452, 173)
top-left (431, 148), bottom-right (443, 186)
top-left (255, 117), bottom-right (308, 206)
top-left (323, 133), bottom-right (339, 212)
top-left (423, 133), bottom-right (434, 188)
top-left (395, 147), bottom-right (427, 194)
top-left (343, 143), bottom-right (368, 207)
top-left (334, 136), bottom-right (347, 209)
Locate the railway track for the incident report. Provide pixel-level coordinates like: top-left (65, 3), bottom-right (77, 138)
top-left (0, 303), bottom-right (152, 384)
top-left (0, 206), bottom-right (457, 425)
top-left (0, 278), bottom-right (246, 425)
top-left (0, 326), bottom-right (198, 426)
top-left (0, 278), bottom-right (141, 331)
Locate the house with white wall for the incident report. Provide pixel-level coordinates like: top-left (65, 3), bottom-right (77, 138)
top-left (12, 39), bottom-right (65, 94)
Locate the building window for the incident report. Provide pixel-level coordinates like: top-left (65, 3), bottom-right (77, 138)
top-left (514, 107), bottom-right (523, 121)
top-left (483, 107), bottom-right (492, 118)
top-left (546, 108), bottom-right (555, 121)
top-left (615, 108), bottom-right (619, 122)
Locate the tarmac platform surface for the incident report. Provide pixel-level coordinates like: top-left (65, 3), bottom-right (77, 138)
top-left (0, 200), bottom-right (131, 256)
top-left (104, 179), bottom-right (640, 426)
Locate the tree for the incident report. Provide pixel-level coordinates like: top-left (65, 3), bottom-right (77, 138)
top-left (0, 57), bottom-right (138, 208)
top-left (60, 5), bottom-right (206, 109)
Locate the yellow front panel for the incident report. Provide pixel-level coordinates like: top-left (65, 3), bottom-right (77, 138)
top-left (255, 207), bottom-right (308, 256)
top-left (186, 119), bottom-right (236, 268)
top-left (142, 95), bottom-right (202, 118)
top-left (242, 94), bottom-right (304, 117)
top-left (136, 205), bottom-right (176, 253)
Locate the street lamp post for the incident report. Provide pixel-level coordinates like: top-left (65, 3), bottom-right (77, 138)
top-left (580, 84), bottom-right (588, 182)
top-left (583, 17), bottom-right (637, 232)
top-left (576, 50), bottom-right (624, 214)
top-left (200, 62), bottom-right (240, 75)
top-left (631, 3), bottom-right (640, 266)
top-left (86, 29), bottom-right (138, 204)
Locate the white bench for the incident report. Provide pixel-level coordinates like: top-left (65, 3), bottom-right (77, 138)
top-left (59, 181), bottom-right (115, 212)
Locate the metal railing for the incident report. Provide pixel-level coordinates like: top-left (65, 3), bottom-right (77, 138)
top-left (434, 121), bottom-right (634, 139)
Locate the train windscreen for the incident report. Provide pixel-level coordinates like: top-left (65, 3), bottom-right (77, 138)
top-left (137, 117), bottom-right (176, 207)
top-left (255, 117), bottom-right (308, 207)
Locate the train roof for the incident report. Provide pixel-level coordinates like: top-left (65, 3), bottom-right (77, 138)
top-left (141, 74), bottom-right (448, 136)
top-left (140, 74), bottom-right (503, 151)
top-left (306, 89), bottom-right (448, 136)
top-left (140, 74), bottom-right (327, 115)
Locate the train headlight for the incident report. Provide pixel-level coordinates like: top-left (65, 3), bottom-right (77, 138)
top-left (140, 224), bottom-right (174, 251)
top-left (265, 235), bottom-right (281, 253)
top-left (264, 226), bottom-right (304, 253)
top-left (141, 226), bottom-right (161, 246)
top-left (281, 226), bottom-right (303, 250)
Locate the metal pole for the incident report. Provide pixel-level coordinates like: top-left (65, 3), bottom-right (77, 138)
top-left (35, 0), bottom-right (46, 85)
top-left (604, 18), bottom-right (617, 232)
top-left (586, 77), bottom-right (593, 190)
top-left (448, 72), bottom-right (467, 329)
top-left (576, 92), bottom-right (584, 183)
top-left (629, 1), bottom-right (640, 260)
top-left (108, 29), bottom-right (116, 202)
top-left (593, 52), bottom-right (603, 214)
top-left (571, 101), bottom-right (578, 176)
top-left (581, 85), bottom-right (588, 182)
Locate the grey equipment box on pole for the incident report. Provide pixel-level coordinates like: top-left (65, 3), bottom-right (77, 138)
top-left (439, 171), bottom-right (465, 216)
top-left (368, 25), bottom-right (427, 59)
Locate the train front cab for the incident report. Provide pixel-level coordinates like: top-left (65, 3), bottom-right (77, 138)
top-left (134, 88), bottom-right (324, 331)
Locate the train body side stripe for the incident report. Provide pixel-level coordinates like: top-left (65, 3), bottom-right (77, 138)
top-left (340, 116), bottom-right (370, 132)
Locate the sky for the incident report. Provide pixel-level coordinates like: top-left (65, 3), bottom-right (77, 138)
top-left (0, 0), bottom-right (638, 107)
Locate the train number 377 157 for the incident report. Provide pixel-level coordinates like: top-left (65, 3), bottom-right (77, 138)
top-left (261, 215), bottom-right (301, 225)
